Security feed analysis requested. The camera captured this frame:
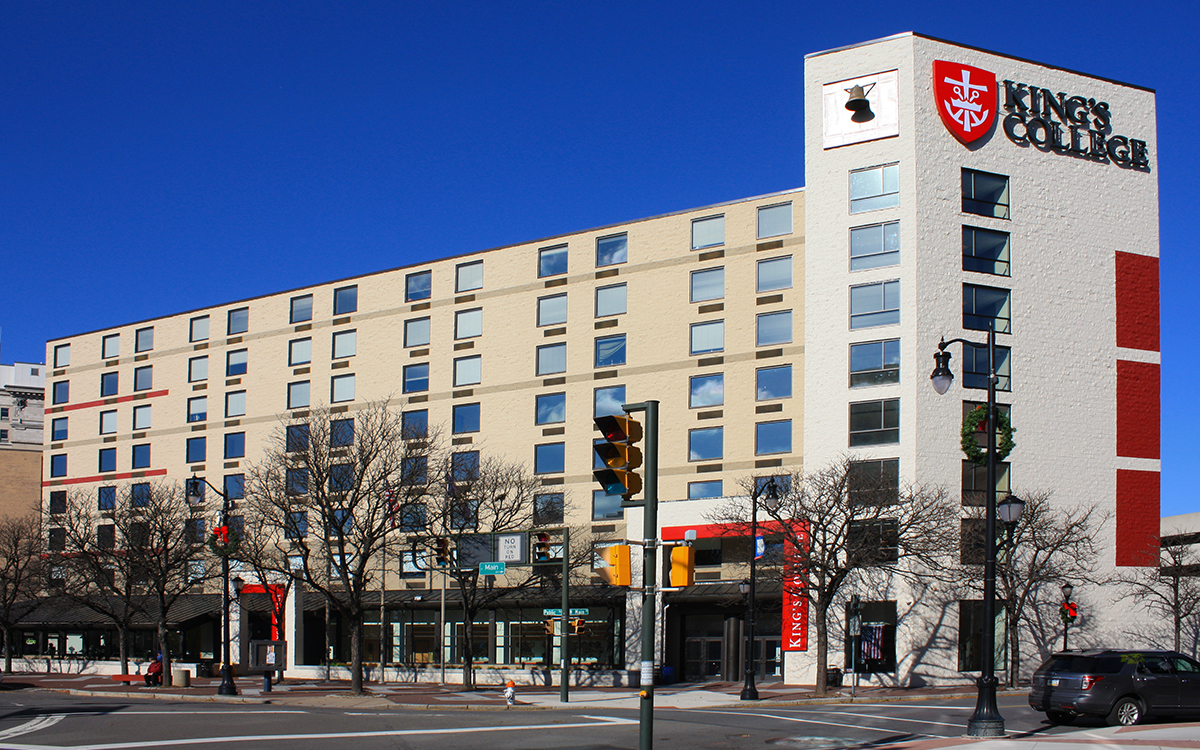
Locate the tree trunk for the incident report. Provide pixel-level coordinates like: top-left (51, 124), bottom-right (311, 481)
top-left (462, 615), bottom-right (475, 691)
top-left (118, 624), bottom-right (129, 674)
top-left (3, 625), bottom-right (11, 674)
top-left (349, 614), bottom-right (364, 694)
top-left (813, 599), bottom-right (829, 697)
top-left (157, 621), bottom-right (172, 687)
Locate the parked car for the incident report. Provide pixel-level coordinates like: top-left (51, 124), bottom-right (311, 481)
top-left (1029, 649), bottom-right (1200, 726)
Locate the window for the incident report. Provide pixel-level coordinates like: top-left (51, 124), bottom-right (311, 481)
top-left (227, 307), bottom-right (249, 335)
top-left (48, 528), bottom-right (66, 552)
top-left (224, 432), bottom-right (246, 459)
top-left (537, 294), bottom-right (567, 327)
top-left (690, 267), bottom-right (724, 302)
top-left (962, 460), bottom-right (1010, 507)
top-left (689, 427), bottom-right (723, 461)
top-left (688, 480), bottom-right (723, 499)
top-left (596, 233), bottom-right (627, 267)
top-left (403, 363), bottom-right (429, 393)
top-left (850, 399), bottom-right (900, 446)
top-left (963, 343), bottom-right (1012, 391)
top-left (756, 420), bottom-right (792, 455)
top-left (225, 474), bottom-right (245, 500)
top-left (187, 396), bottom-right (207, 423)
top-left (189, 316), bottom-right (209, 342)
top-left (536, 393), bottom-right (566, 425)
top-left (98, 486), bottom-right (116, 511)
top-left (286, 425), bottom-right (310, 453)
top-left (52, 380), bottom-right (69, 404)
top-left (331, 373), bottom-right (356, 403)
top-left (330, 418), bottom-right (354, 448)
top-left (850, 163), bottom-right (900, 213)
top-left (595, 283), bottom-right (627, 317)
top-left (332, 329), bottom-right (357, 358)
top-left (849, 519), bottom-right (900, 564)
top-left (851, 281), bottom-right (900, 329)
top-left (757, 256), bottom-right (792, 293)
top-left (850, 221), bottom-right (900, 271)
top-left (455, 308), bottom-right (482, 339)
top-left (453, 356), bottom-right (481, 387)
top-left (51, 417), bottom-right (68, 441)
top-left (758, 202), bottom-right (793, 239)
top-left (188, 356), bottom-right (208, 382)
top-left (286, 468), bottom-right (309, 496)
top-left (49, 490), bottom-right (67, 515)
top-left (186, 437), bottom-right (206, 464)
top-left (538, 244), bottom-right (568, 277)
top-left (757, 310), bottom-right (792, 346)
top-left (402, 410), bottom-right (428, 439)
top-left (689, 373), bottom-right (724, 408)
top-left (451, 450), bottom-right (480, 484)
top-left (692, 215), bottom-right (725, 249)
top-left (225, 390), bottom-right (247, 417)
top-left (963, 226), bottom-right (1011, 276)
top-left (132, 404), bottom-right (152, 430)
top-left (100, 371), bottom-right (119, 397)
top-left (756, 364), bottom-right (792, 400)
top-left (53, 344), bottom-right (71, 367)
top-left (456, 261), bottom-right (483, 292)
top-left (534, 493), bottom-right (564, 526)
top-left (187, 479), bottom-right (207, 504)
top-left (133, 365), bottom-right (153, 391)
top-left (134, 327), bottom-right (154, 353)
top-left (186, 518), bottom-right (207, 544)
top-left (690, 320), bottom-right (724, 355)
top-left (536, 343), bottom-right (566, 376)
top-left (99, 410), bottom-right (117, 435)
top-left (132, 443), bottom-right (151, 469)
top-left (960, 519), bottom-right (986, 565)
top-left (131, 484), bottom-right (151, 509)
top-left (50, 454), bottom-right (67, 477)
top-left (593, 489), bottom-right (623, 521)
top-left (329, 464), bottom-right (354, 493)
top-left (403, 456), bottom-right (428, 485)
top-left (102, 334), bottom-right (120, 359)
top-left (963, 284), bottom-right (1011, 334)
top-left (453, 403), bottom-right (480, 434)
top-left (595, 334), bottom-right (626, 368)
top-left (285, 381), bottom-right (310, 410)
top-left (962, 168), bottom-right (1010, 219)
top-left (849, 459), bottom-right (900, 505)
top-left (226, 349), bottom-right (248, 377)
top-left (289, 338), bottom-right (312, 366)
top-left (404, 317), bottom-right (430, 347)
top-left (535, 443), bottom-right (565, 474)
top-left (405, 270), bottom-right (431, 302)
top-left (333, 285), bottom-right (358, 315)
top-left (290, 295), bottom-right (313, 323)
top-left (98, 447), bottom-right (116, 472)
top-left (594, 386), bottom-right (626, 417)
top-left (285, 511), bottom-right (309, 539)
top-left (850, 339), bottom-right (900, 387)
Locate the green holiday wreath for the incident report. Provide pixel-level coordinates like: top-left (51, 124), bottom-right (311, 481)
top-left (208, 526), bottom-right (242, 557)
top-left (961, 406), bottom-right (1016, 465)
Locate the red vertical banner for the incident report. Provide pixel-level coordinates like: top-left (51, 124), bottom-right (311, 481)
top-left (1116, 469), bottom-right (1160, 567)
top-left (781, 523), bottom-right (809, 652)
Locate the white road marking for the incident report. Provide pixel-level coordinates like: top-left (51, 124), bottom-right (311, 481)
top-left (0, 715), bottom-right (636, 749)
top-left (687, 709), bottom-right (943, 737)
top-left (762, 707), bottom-right (965, 728)
top-left (0, 716), bottom-right (65, 741)
top-left (837, 704), bottom-right (975, 711)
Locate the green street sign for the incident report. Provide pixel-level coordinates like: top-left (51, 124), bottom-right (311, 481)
top-left (479, 561), bottom-right (506, 575)
top-left (542, 608), bottom-right (590, 617)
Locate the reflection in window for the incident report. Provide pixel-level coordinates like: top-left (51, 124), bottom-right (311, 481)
top-left (596, 234), bottom-right (627, 267)
top-left (594, 386), bottom-right (626, 417)
top-left (850, 339), bottom-right (900, 387)
top-left (539, 244), bottom-right (568, 277)
top-left (536, 393), bottom-right (566, 424)
top-left (403, 363), bottom-right (429, 393)
top-left (691, 215), bottom-right (725, 249)
top-left (594, 335), bottom-right (626, 368)
top-left (290, 295), bottom-right (313, 324)
top-left (963, 284), bottom-right (1011, 334)
top-left (689, 427), bottom-right (723, 461)
top-left (851, 281), bottom-right (900, 329)
top-left (963, 226), bottom-right (1011, 276)
top-left (850, 164), bottom-right (899, 213)
top-left (333, 285), bottom-right (358, 315)
top-left (688, 481), bottom-right (723, 499)
top-left (850, 221), bottom-right (900, 271)
top-left (406, 270), bottom-right (431, 302)
top-left (756, 365), bottom-right (792, 400)
top-left (755, 420), bottom-right (791, 455)
top-left (756, 310), bottom-right (792, 346)
top-left (690, 267), bottom-right (724, 302)
top-left (689, 373), bottom-right (724, 408)
top-left (849, 399), bottom-right (900, 446)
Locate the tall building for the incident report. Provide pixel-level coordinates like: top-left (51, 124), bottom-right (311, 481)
top-left (39, 33), bottom-right (1159, 685)
top-left (1, 357), bottom-right (45, 518)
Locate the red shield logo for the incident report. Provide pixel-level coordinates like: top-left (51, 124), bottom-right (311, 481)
top-left (933, 60), bottom-right (997, 144)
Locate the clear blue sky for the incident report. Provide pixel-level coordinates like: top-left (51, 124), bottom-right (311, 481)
top-left (2, 1), bottom-right (1194, 516)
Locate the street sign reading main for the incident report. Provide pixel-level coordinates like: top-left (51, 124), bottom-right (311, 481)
top-left (542, 608), bottom-right (590, 617)
top-left (479, 561), bottom-right (506, 575)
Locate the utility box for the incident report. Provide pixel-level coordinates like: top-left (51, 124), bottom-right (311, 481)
top-left (249, 640), bottom-right (286, 673)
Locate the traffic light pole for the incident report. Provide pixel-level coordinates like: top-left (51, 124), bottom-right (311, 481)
top-left (561, 527), bottom-right (570, 703)
top-left (623, 400), bottom-right (658, 750)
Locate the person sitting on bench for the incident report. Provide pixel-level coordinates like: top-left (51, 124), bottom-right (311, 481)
top-left (144, 655), bottom-right (163, 687)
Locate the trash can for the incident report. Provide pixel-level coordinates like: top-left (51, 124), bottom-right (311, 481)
top-left (195, 661), bottom-right (212, 678)
top-left (658, 666), bottom-right (675, 685)
top-left (826, 667), bottom-right (843, 687)
top-left (172, 669), bottom-right (191, 687)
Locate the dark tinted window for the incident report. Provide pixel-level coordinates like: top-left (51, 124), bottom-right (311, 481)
top-left (1041, 655), bottom-right (1126, 674)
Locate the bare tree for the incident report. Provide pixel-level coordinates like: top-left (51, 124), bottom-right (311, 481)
top-left (0, 514), bottom-right (42, 673)
top-left (1115, 530), bottom-right (1200, 657)
top-left (242, 400), bottom-right (433, 695)
top-left (710, 457), bottom-right (958, 696)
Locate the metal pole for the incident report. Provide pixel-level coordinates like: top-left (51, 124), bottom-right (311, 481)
top-left (1063, 596), bottom-right (1069, 652)
top-left (380, 528), bottom-right (387, 684)
top-left (967, 321), bottom-right (1003, 737)
top-left (561, 527), bottom-right (570, 703)
top-left (632, 400), bottom-right (659, 750)
top-left (741, 484), bottom-right (759, 700)
top-left (217, 484), bottom-right (238, 696)
top-left (439, 568), bottom-right (446, 685)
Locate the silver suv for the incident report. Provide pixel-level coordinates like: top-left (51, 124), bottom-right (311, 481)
top-left (1029, 649), bottom-right (1200, 725)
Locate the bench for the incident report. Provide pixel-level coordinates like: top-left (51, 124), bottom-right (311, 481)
top-left (111, 674), bottom-right (143, 685)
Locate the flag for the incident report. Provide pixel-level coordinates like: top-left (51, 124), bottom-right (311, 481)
top-left (861, 623), bottom-right (884, 661)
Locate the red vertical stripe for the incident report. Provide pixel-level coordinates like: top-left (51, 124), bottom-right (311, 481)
top-left (1117, 360), bottom-right (1160, 459)
top-left (1115, 252), bottom-right (1160, 352)
top-left (1116, 469), bottom-right (1160, 567)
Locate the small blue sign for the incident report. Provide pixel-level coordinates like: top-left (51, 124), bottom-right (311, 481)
top-left (754, 536), bottom-right (765, 559)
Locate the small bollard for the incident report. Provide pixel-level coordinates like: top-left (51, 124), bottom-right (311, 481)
top-left (262, 672), bottom-right (272, 693)
top-left (172, 669), bottom-right (191, 688)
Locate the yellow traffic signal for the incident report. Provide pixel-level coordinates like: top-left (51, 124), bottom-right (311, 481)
top-left (669, 545), bottom-right (695, 587)
top-left (434, 537), bottom-right (451, 566)
top-left (544, 618), bottom-right (556, 634)
top-left (533, 532), bottom-right (553, 563)
top-left (593, 414), bottom-right (643, 499)
top-left (571, 618), bottom-right (585, 635)
top-left (596, 544), bottom-right (632, 586)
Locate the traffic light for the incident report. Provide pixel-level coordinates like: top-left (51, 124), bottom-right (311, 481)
top-left (434, 537), bottom-right (451, 567)
top-left (544, 618), bottom-right (556, 634)
top-left (533, 532), bottom-right (552, 564)
top-left (571, 618), bottom-right (585, 635)
top-left (669, 545), bottom-right (695, 587)
top-left (593, 414), bottom-right (643, 500)
top-left (596, 544), bottom-right (631, 586)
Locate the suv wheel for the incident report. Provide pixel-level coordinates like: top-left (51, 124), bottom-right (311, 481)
top-left (1046, 710), bottom-right (1073, 725)
top-left (1108, 697), bottom-right (1145, 726)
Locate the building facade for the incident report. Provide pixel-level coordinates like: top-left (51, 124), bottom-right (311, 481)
top-left (39, 33), bottom-right (1160, 685)
top-left (1, 359), bottom-right (45, 518)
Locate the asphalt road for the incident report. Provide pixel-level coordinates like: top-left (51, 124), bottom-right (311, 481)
top-left (0, 692), bottom-right (1102, 750)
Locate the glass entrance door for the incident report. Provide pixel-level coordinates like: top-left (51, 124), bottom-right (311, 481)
top-left (683, 637), bottom-right (724, 681)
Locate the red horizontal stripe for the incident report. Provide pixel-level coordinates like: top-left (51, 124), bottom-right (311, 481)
top-left (54, 389), bottom-right (170, 413)
top-left (43, 468), bottom-right (169, 487)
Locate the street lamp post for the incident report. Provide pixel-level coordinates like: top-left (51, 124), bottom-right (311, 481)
top-left (186, 474), bottom-right (239, 696)
top-left (1061, 582), bottom-right (1075, 651)
top-left (741, 477), bottom-right (780, 701)
top-left (930, 321), bottom-right (1007, 737)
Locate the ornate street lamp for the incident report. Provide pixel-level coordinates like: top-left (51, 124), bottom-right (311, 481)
top-left (741, 476), bottom-right (781, 701)
top-left (186, 474), bottom-right (239, 696)
top-left (1061, 582), bottom-right (1075, 650)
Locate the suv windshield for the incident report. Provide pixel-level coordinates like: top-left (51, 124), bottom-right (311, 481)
top-left (1041, 655), bottom-right (1125, 674)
